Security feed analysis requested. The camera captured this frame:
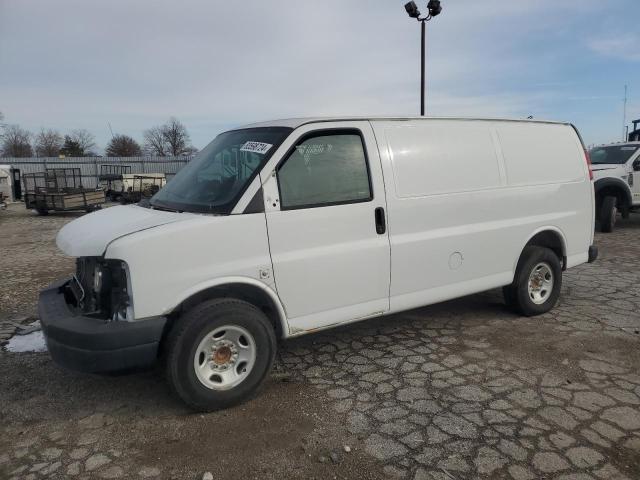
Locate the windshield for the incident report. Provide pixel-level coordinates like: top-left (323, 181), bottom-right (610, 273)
top-left (150, 127), bottom-right (291, 213)
top-left (589, 145), bottom-right (639, 165)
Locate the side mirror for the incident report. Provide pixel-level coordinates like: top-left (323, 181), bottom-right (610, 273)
top-left (633, 160), bottom-right (640, 172)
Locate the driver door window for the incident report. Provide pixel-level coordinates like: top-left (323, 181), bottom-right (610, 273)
top-left (277, 132), bottom-right (372, 210)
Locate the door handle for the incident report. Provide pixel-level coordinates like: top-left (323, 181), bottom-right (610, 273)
top-left (374, 207), bottom-right (386, 235)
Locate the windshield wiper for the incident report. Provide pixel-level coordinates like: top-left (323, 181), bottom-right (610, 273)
top-left (148, 201), bottom-right (182, 213)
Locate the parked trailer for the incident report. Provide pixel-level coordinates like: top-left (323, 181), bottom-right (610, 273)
top-left (0, 164), bottom-right (22, 202)
top-left (98, 164), bottom-right (132, 201)
top-left (23, 168), bottom-right (105, 215)
top-left (119, 174), bottom-right (166, 204)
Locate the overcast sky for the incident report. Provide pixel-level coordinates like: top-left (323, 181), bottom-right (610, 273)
top-left (1, 0), bottom-right (638, 152)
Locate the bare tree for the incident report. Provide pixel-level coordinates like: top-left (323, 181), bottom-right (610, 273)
top-left (69, 129), bottom-right (97, 156)
top-left (144, 117), bottom-right (195, 156)
top-left (1, 124), bottom-right (33, 157)
top-left (164, 117), bottom-right (195, 156)
top-left (143, 126), bottom-right (168, 156)
top-left (105, 134), bottom-right (142, 157)
top-left (35, 128), bottom-right (63, 157)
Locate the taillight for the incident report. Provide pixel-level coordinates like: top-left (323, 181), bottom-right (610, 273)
top-left (584, 149), bottom-right (593, 181)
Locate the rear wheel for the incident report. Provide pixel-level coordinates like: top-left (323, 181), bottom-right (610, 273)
top-left (35, 208), bottom-right (48, 216)
top-left (503, 246), bottom-right (562, 316)
top-left (165, 298), bottom-right (276, 412)
top-left (620, 205), bottom-right (630, 219)
top-left (600, 196), bottom-right (617, 233)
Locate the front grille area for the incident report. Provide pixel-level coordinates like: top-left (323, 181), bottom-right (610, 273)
top-left (67, 257), bottom-right (130, 320)
top-left (73, 257), bottom-right (100, 313)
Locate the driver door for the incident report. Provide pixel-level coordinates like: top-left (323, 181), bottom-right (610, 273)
top-left (261, 122), bottom-right (391, 333)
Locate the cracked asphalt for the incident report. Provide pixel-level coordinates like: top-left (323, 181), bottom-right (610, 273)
top-left (1, 202), bottom-right (640, 479)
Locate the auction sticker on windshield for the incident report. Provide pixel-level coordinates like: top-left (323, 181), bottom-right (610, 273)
top-left (240, 141), bottom-right (273, 155)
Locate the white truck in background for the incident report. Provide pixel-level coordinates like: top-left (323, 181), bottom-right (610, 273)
top-left (590, 142), bottom-right (640, 232)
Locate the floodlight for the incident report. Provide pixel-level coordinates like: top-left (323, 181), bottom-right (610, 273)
top-left (404, 1), bottom-right (421, 18)
top-left (427, 0), bottom-right (442, 17)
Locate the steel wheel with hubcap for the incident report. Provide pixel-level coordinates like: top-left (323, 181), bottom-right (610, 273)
top-left (165, 298), bottom-right (276, 411)
top-left (527, 262), bottom-right (554, 305)
top-left (193, 325), bottom-right (256, 391)
top-left (503, 246), bottom-right (562, 316)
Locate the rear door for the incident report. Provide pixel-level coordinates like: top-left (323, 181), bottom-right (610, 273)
top-left (261, 121), bottom-right (391, 333)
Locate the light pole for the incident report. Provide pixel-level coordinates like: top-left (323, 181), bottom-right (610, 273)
top-left (404, 1), bottom-right (443, 116)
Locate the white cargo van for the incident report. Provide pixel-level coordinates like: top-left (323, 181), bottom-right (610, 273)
top-left (39, 117), bottom-right (597, 410)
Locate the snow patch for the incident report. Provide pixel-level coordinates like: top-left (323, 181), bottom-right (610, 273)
top-left (6, 330), bottom-right (47, 353)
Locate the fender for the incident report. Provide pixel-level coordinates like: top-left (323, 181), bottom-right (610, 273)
top-left (167, 276), bottom-right (290, 338)
top-left (512, 226), bottom-right (568, 274)
top-left (594, 177), bottom-right (632, 206)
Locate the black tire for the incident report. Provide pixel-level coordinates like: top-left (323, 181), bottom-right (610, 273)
top-left (35, 208), bottom-right (48, 216)
top-left (621, 205), bottom-right (630, 219)
top-left (600, 196), bottom-right (617, 233)
top-left (505, 246), bottom-right (562, 317)
top-left (502, 284), bottom-right (517, 309)
top-left (165, 298), bottom-right (277, 412)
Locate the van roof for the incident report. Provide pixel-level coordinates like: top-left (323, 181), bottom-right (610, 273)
top-left (237, 116), bottom-right (570, 130)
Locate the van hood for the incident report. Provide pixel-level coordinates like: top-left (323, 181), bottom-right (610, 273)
top-left (57, 205), bottom-right (197, 257)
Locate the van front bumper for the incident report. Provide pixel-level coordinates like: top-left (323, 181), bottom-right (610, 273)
top-left (38, 280), bottom-right (166, 373)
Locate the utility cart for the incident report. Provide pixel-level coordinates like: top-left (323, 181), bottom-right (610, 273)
top-left (98, 164), bottom-right (132, 201)
top-left (23, 168), bottom-right (105, 215)
top-left (119, 174), bottom-right (166, 204)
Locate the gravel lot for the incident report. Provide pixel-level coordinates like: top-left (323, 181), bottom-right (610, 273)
top-left (1, 202), bottom-right (639, 480)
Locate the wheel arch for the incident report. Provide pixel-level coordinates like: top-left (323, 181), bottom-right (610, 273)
top-left (594, 178), bottom-right (632, 210)
top-left (514, 227), bottom-right (568, 276)
top-left (166, 277), bottom-right (289, 340)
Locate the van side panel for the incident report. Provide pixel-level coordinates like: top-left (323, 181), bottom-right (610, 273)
top-left (497, 122), bottom-right (594, 266)
top-left (371, 119), bottom-right (592, 314)
top-left (496, 123), bottom-right (585, 186)
top-left (387, 122), bottom-right (503, 197)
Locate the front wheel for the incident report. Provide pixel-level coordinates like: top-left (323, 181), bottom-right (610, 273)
top-left (165, 298), bottom-right (277, 411)
top-left (503, 246), bottom-right (562, 316)
top-left (600, 196), bottom-right (617, 233)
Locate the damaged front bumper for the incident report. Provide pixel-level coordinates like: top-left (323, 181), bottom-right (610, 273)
top-left (38, 279), bottom-right (166, 373)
